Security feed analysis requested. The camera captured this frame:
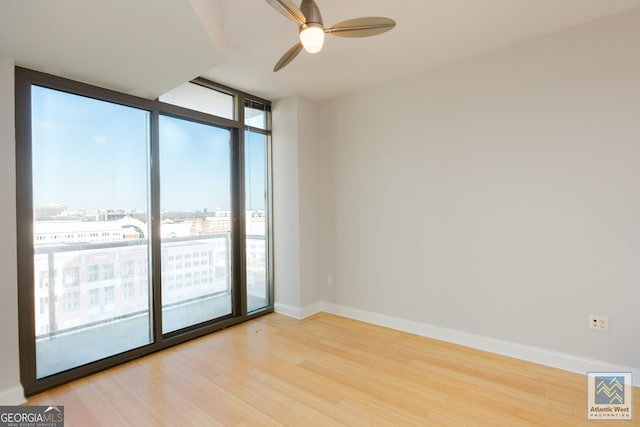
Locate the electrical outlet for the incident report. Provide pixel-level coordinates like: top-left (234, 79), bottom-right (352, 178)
top-left (327, 275), bottom-right (334, 285)
top-left (589, 315), bottom-right (609, 332)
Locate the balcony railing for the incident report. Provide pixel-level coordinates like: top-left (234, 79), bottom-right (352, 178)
top-left (34, 233), bottom-right (265, 339)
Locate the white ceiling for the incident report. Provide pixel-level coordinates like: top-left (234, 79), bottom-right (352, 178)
top-left (0, 0), bottom-right (226, 99)
top-left (209, 0), bottom-right (640, 100)
top-left (1, 0), bottom-right (639, 101)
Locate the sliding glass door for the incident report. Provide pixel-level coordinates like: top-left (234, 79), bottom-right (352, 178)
top-left (159, 115), bottom-right (233, 333)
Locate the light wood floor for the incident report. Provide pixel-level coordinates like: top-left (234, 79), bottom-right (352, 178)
top-left (27, 312), bottom-right (638, 426)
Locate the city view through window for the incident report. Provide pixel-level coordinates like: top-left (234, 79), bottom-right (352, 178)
top-left (30, 84), bottom-right (269, 379)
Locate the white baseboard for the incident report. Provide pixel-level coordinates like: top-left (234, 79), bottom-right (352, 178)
top-left (274, 302), bottom-right (303, 319)
top-left (274, 301), bottom-right (325, 320)
top-left (290, 301), bottom-right (640, 387)
top-left (0, 385), bottom-right (26, 405)
top-left (300, 302), bottom-right (324, 319)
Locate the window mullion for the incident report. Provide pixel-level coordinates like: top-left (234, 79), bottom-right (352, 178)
top-left (150, 109), bottom-right (163, 344)
top-left (232, 124), bottom-right (248, 318)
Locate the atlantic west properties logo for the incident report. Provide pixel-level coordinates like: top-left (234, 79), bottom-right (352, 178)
top-left (587, 372), bottom-right (633, 420)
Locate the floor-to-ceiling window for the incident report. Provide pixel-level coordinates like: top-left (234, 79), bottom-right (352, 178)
top-left (16, 69), bottom-right (273, 395)
top-left (244, 100), bottom-right (271, 313)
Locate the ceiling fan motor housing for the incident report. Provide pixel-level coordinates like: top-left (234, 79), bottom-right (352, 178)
top-left (299, 0), bottom-right (323, 27)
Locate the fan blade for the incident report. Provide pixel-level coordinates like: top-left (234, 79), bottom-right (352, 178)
top-left (273, 42), bottom-right (304, 72)
top-left (265, 0), bottom-right (306, 26)
top-left (328, 17), bottom-right (396, 38)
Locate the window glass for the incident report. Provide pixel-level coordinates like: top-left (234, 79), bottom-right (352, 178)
top-left (245, 106), bottom-right (267, 130)
top-left (159, 115), bottom-right (233, 333)
top-left (245, 129), bottom-right (269, 312)
top-left (31, 86), bottom-right (152, 378)
top-left (160, 82), bottom-right (234, 120)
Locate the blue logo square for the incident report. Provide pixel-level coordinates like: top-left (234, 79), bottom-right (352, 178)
top-left (595, 376), bottom-right (625, 405)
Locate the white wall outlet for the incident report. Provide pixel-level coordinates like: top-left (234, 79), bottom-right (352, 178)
top-left (589, 315), bottom-right (609, 331)
top-left (327, 275), bottom-right (334, 285)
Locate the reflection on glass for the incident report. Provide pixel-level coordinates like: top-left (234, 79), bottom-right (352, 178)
top-left (245, 130), bottom-right (269, 312)
top-left (31, 86), bottom-right (152, 378)
top-left (245, 106), bottom-right (267, 130)
top-left (159, 115), bottom-right (233, 333)
top-left (160, 82), bottom-right (234, 120)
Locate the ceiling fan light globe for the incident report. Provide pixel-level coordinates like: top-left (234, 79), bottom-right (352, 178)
top-left (300, 25), bottom-right (325, 53)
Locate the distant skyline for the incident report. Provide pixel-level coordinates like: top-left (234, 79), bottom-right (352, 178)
top-left (31, 86), bottom-right (266, 214)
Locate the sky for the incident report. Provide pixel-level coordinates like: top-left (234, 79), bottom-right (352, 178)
top-left (31, 85), bottom-right (266, 214)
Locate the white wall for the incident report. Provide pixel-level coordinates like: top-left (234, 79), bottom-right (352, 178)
top-left (327, 9), bottom-right (640, 371)
top-left (272, 96), bottom-right (302, 311)
top-left (0, 57), bottom-right (24, 404)
top-left (297, 97), bottom-right (336, 307)
top-left (273, 95), bottom-right (335, 315)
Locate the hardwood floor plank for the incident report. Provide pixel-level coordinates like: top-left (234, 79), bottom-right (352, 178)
top-left (26, 313), bottom-right (639, 426)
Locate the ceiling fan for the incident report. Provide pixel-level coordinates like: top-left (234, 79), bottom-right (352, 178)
top-left (265, 0), bottom-right (396, 72)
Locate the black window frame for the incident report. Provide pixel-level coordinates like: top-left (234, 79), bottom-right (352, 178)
top-left (15, 67), bottom-right (273, 396)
